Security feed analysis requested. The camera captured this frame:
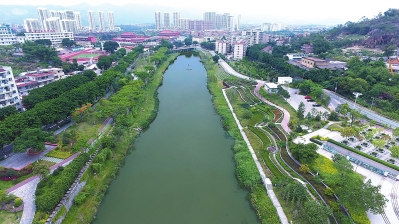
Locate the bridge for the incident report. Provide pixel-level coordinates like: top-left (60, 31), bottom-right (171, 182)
top-left (170, 47), bottom-right (196, 53)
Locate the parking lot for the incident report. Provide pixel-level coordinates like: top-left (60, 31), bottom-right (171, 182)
top-left (283, 86), bottom-right (329, 116)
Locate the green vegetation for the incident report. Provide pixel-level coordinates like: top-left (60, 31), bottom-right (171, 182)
top-left (200, 51), bottom-right (280, 223)
top-left (61, 50), bottom-right (179, 223)
top-left (0, 210), bottom-right (22, 224)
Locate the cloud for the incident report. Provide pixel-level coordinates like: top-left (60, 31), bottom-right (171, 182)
top-left (11, 8), bottom-right (28, 15)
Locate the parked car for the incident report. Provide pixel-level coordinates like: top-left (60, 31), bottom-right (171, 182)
top-left (307, 99), bottom-right (315, 102)
top-left (312, 104), bottom-right (322, 107)
top-left (305, 95), bottom-right (311, 99)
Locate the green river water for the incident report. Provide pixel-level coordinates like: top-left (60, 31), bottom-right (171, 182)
top-left (94, 53), bottom-right (259, 224)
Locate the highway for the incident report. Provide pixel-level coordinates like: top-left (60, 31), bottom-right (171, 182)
top-left (324, 89), bottom-right (399, 129)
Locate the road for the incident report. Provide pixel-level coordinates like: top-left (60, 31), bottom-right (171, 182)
top-left (324, 89), bottom-right (399, 129)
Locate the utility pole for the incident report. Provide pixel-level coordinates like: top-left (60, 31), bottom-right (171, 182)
top-left (371, 97), bottom-right (375, 109)
top-left (353, 92), bottom-right (363, 109)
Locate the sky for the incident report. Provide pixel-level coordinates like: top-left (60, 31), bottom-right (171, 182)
top-left (0, 0), bottom-right (398, 25)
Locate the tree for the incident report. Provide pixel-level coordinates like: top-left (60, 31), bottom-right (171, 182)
top-left (291, 143), bottom-right (319, 164)
top-left (340, 127), bottom-right (356, 139)
top-left (328, 111), bottom-right (339, 121)
top-left (212, 55), bottom-right (220, 63)
top-left (390, 146), bottom-right (399, 158)
top-left (303, 200), bottom-right (332, 224)
top-left (61, 38), bottom-right (76, 48)
top-left (97, 56), bottom-right (112, 70)
top-left (33, 163), bottom-right (50, 180)
top-left (159, 38), bottom-right (173, 49)
top-left (297, 102), bottom-right (305, 120)
top-left (0, 106), bottom-right (17, 120)
top-left (103, 41), bottom-right (119, 53)
top-left (34, 39), bottom-right (52, 46)
top-left (393, 127), bottom-right (399, 137)
top-left (13, 128), bottom-right (55, 153)
top-left (372, 139), bottom-right (386, 150)
top-left (184, 36), bottom-right (193, 46)
top-left (349, 109), bottom-right (361, 126)
top-left (299, 164), bottom-right (311, 173)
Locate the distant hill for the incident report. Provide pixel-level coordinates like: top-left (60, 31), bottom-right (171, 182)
top-left (326, 8), bottom-right (399, 49)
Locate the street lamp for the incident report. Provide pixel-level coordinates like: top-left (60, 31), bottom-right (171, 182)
top-left (371, 97), bottom-right (375, 109)
top-left (353, 92), bottom-right (363, 109)
top-left (335, 82), bottom-right (337, 93)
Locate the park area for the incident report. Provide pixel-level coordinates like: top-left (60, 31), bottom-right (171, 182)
top-left (59, 49), bottom-right (109, 63)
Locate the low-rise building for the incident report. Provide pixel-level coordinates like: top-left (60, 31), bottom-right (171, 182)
top-left (24, 31), bottom-right (74, 46)
top-left (264, 82), bottom-right (279, 94)
top-left (0, 66), bottom-right (21, 110)
top-left (286, 53), bottom-right (311, 60)
top-left (301, 57), bottom-right (329, 68)
top-left (0, 24), bottom-right (18, 46)
top-left (278, 77), bottom-right (293, 84)
top-left (16, 68), bottom-right (65, 96)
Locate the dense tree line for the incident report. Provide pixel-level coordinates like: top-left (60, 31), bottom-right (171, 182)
top-left (0, 46), bottom-right (144, 148)
top-left (22, 71), bottom-right (97, 109)
top-left (200, 41), bottom-right (215, 50)
top-left (22, 41), bottom-right (62, 67)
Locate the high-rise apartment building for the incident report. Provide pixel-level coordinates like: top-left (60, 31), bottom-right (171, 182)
top-left (49, 10), bottom-right (61, 19)
top-left (203, 12), bottom-right (216, 29)
top-left (0, 67), bottom-right (21, 110)
top-left (74, 12), bottom-right (82, 31)
top-left (43, 17), bottom-right (62, 32)
top-left (173, 12), bottom-right (180, 28)
top-left (179, 18), bottom-right (190, 30)
top-left (61, 20), bottom-right (78, 33)
top-left (98, 11), bottom-right (105, 31)
top-left (37, 8), bottom-right (49, 31)
top-left (228, 15), bottom-right (234, 31)
top-left (155, 11), bottom-right (162, 30)
top-left (88, 11), bottom-right (96, 31)
top-left (61, 10), bottom-right (75, 20)
top-left (23, 18), bottom-right (40, 32)
top-left (107, 11), bottom-right (115, 31)
top-left (164, 12), bottom-right (170, 28)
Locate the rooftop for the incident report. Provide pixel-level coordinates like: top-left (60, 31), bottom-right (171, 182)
top-left (304, 57), bottom-right (326, 62)
top-left (265, 83), bottom-right (278, 88)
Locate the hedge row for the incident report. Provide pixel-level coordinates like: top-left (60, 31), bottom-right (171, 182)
top-left (310, 138), bottom-right (323, 145)
top-left (327, 139), bottom-right (399, 172)
top-left (22, 73), bottom-right (95, 110)
top-left (35, 153), bottom-right (90, 212)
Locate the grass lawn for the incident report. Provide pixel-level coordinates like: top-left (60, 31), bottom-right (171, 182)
top-left (259, 88), bottom-right (298, 121)
top-left (72, 53), bottom-right (101, 59)
top-left (0, 210), bottom-right (23, 224)
top-left (35, 160), bottom-right (57, 168)
top-left (327, 123), bottom-right (343, 131)
top-left (46, 150), bottom-right (71, 159)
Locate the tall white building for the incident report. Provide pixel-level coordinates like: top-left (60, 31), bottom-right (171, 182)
top-left (61, 20), bottom-right (78, 33)
top-left (173, 12), bottom-right (180, 28)
top-left (43, 17), bottom-right (62, 32)
top-left (107, 11), bottom-right (115, 31)
top-left (60, 10), bottom-right (75, 20)
top-left (242, 30), bottom-right (263, 46)
top-left (179, 18), bottom-right (190, 30)
top-left (163, 12), bottom-right (170, 28)
top-left (88, 11), bottom-right (96, 31)
top-left (203, 12), bottom-right (216, 29)
top-left (37, 7), bottom-right (49, 31)
top-left (0, 67), bottom-right (21, 110)
top-left (23, 18), bottom-right (40, 32)
top-left (74, 12), bottom-right (82, 31)
top-left (98, 11), bottom-right (105, 31)
top-left (49, 10), bottom-right (61, 19)
top-left (0, 25), bottom-right (18, 46)
top-left (155, 11), bottom-right (162, 30)
top-left (228, 15), bottom-right (234, 31)
top-left (233, 40), bottom-right (247, 60)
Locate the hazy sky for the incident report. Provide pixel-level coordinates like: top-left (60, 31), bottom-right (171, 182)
top-left (0, 0), bottom-right (398, 25)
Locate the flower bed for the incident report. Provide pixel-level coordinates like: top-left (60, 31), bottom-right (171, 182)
top-left (0, 167), bottom-right (33, 181)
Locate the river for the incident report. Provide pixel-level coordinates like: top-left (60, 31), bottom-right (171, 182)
top-left (94, 53), bottom-right (259, 224)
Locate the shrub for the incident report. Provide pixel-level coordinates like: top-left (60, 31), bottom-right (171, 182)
top-left (74, 192), bottom-right (87, 205)
top-left (14, 198), bottom-right (23, 207)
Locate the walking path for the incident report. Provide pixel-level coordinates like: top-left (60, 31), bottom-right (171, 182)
top-left (222, 88), bottom-right (289, 224)
top-left (7, 152), bottom-right (79, 224)
top-left (214, 56), bottom-right (291, 133)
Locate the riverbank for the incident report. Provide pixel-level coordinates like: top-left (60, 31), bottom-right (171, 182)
top-left (61, 52), bottom-right (179, 223)
top-left (200, 51), bottom-right (281, 223)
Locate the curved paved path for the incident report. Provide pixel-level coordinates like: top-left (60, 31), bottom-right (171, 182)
top-left (214, 56), bottom-right (291, 133)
